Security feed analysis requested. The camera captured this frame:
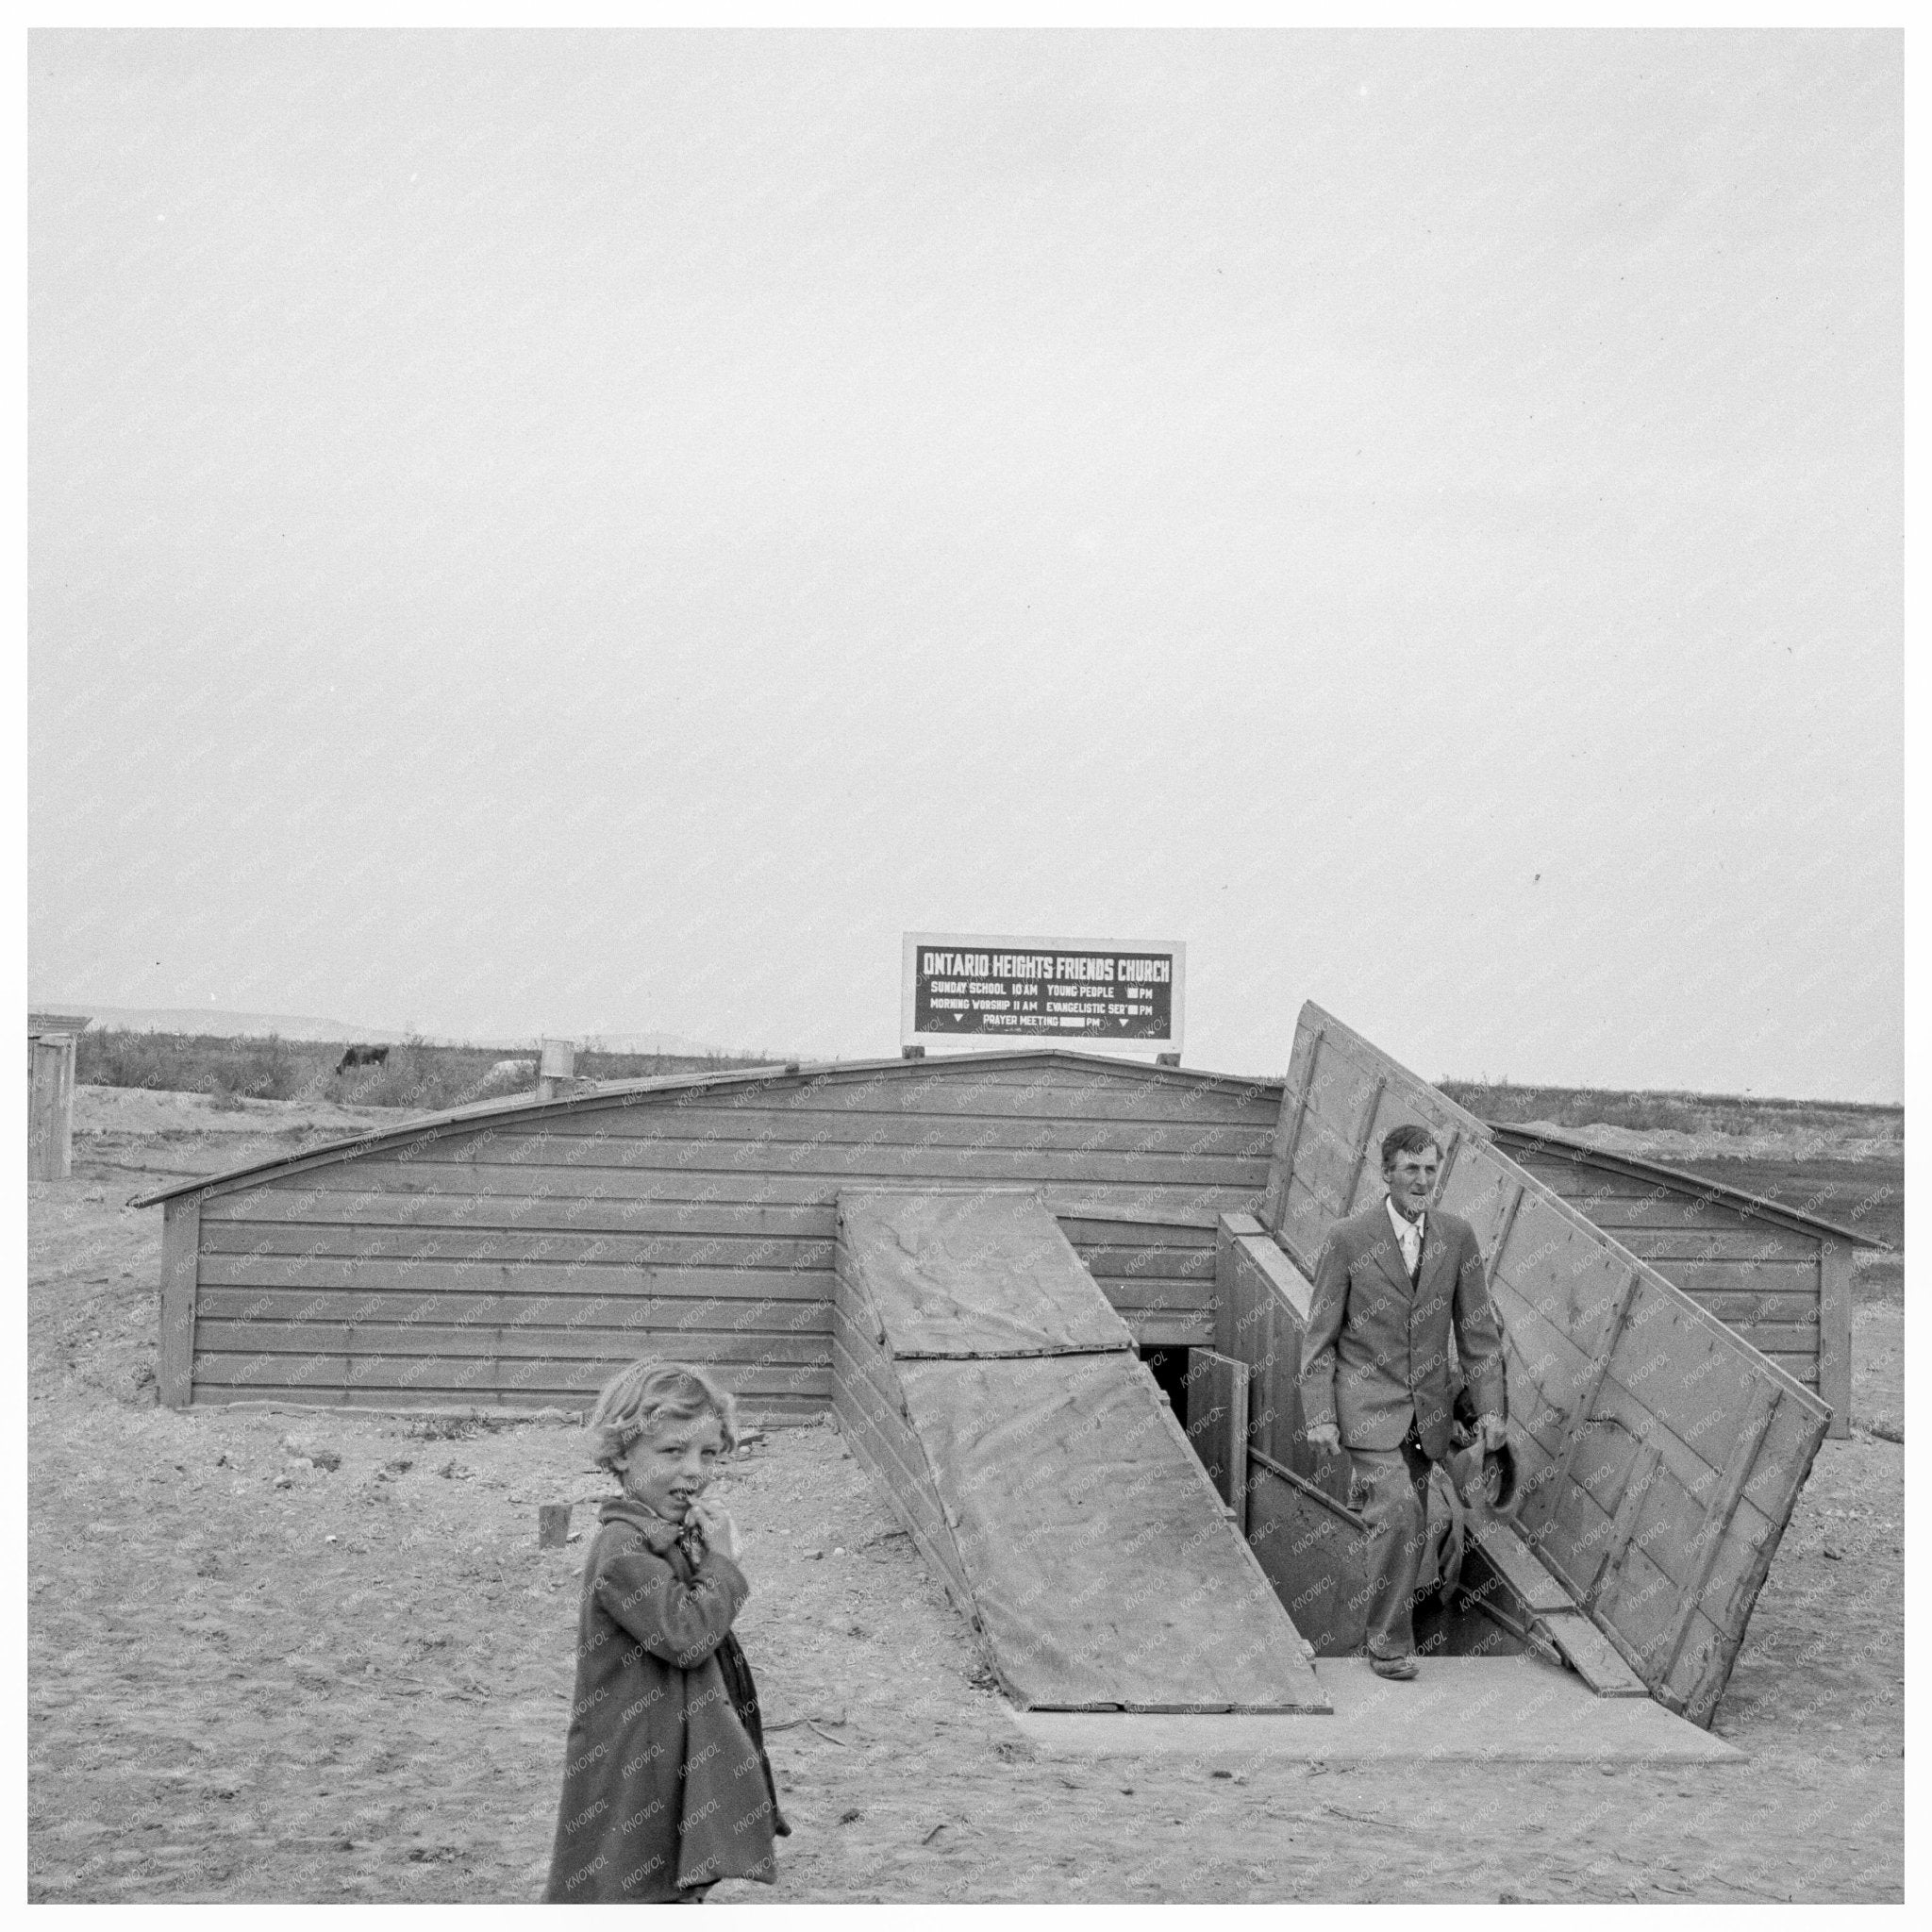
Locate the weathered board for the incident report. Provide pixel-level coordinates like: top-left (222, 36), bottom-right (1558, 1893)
top-left (28, 1031), bottom-right (77, 1181)
top-left (158, 1194), bottom-right (200, 1407)
top-left (1185, 1350), bottom-right (1249, 1530)
top-left (1462, 1516), bottom-right (1648, 1697)
top-left (832, 1189), bottom-right (1328, 1713)
top-left (1243, 1454), bottom-right (1370, 1657)
top-left (1260, 1003), bottom-right (1832, 1724)
top-left (136, 1052), bottom-right (1277, 1419)
top-left (836, 1191), bottom-right (1133, 1357)
top-left (1213, 1211), bottom-right (1344, 1503)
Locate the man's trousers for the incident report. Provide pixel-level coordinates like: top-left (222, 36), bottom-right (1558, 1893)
top-left (1347, 1432), bottom-right (1434, 1660)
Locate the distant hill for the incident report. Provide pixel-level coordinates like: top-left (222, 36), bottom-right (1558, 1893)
top-left (38, 1003), bottom-right (737, 1058)
top-left (36, 1004), bottom-right (401, 1043)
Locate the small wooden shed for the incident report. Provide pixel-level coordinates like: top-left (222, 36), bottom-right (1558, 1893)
top-left (131, 1050), bottom-right (1280, 1419)
top-left (28, 1012), bottom-right (89, 1182)
top-left (129, 1012), bottom-right (1859, 1729)
top-left (1490, 1125), bottom-right (1875, 1438)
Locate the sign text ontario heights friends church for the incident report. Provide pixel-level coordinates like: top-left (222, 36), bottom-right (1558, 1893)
top-left (902, 933), bottom-right (1185, 1053)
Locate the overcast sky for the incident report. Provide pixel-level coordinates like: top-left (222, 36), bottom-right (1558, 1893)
top-left (29, 30), bottom-right (1901, 1098)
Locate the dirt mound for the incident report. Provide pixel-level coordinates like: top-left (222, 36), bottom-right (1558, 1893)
top-left (75, 1086), bottom-right (397, 1141)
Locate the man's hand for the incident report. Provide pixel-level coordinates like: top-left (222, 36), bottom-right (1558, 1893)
top-left (689, 1500), bottom-right (741, 1563)
top-left (1476, 1413), bottom-right (1507, 1453)
top-left (1306, 1423), bottom-right (1342, 1458)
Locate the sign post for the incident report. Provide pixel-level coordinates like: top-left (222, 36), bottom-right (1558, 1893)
top-left (901, 932), bottom-right (1185, 1059)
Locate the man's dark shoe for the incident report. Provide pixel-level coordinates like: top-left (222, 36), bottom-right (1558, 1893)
top-left (1368, 1652), bottom-right (1419, 1680)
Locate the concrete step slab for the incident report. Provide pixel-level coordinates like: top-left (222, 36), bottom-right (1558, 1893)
top-left (1004, 1657), bottom-right (1746, 1764)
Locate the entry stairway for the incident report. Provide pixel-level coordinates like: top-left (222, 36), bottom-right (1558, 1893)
top-left (831, 1189), bottom-right (1330, 1713)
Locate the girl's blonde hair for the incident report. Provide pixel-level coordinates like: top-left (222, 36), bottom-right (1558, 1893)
top-left (586, 1358), bottom-right (739, 1472)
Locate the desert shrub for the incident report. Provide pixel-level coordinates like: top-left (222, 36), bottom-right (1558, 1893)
top-left (402, 1413), bottom-right (486, 1441)
top-left (402, 1411), bottom-right (541, 1439)
top-left (75, 1029), bottom-right (171, 1090)
top-left (78, 1028), bottom-right (333, 1100)
top-left (575, 1049), bottom-right (775, 1082)
top-left (325, 1042), bottom-right (505, 1112)
top-left (79, 1029), bottom-right (791, 1111)
top-left (221, 1033), bottom-right (308, 1101)
top-left (319, 1042), bottom-right (777, 1111)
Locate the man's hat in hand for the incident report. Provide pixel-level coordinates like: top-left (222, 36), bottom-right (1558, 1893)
top-left (1480, 1439), bottom-right (1521, 1518)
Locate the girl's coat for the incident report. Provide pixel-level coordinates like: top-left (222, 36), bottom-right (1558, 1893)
top-left (545, 1498), bottom-right (787, 1903)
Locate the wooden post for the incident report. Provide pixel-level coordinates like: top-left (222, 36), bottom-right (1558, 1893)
top-left (1186, 1350), bottom-right (1250, 1534)
top-left (537, 1038), bottom-right (575, 1102)
top-left (1817, 1241), bottom-right (1852, 1440)
top-left (158, 1193), bottom-right (201, 1407)
top-left (28, 1032), bottom-right (76, 1180)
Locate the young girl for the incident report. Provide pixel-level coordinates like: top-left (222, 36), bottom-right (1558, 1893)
top-left (544, 1360), bottom-right (788, 1903)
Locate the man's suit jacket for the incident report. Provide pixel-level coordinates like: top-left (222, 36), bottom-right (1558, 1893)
top-left (1299, 1200), bottom-right (1507, 1461)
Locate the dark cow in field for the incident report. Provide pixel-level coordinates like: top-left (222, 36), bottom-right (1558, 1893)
top-left (336, 1043), bottom-right (391, 1075)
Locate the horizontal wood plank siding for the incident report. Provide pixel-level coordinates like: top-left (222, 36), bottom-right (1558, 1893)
top-left (233, 1163), bottom-right (1251, 1218)
top-left (192, 1379), bottom-right (829, 1424)
top-left (195, 1354), bottom-right (832, 1401)
top-left (187, 1058), bottom-right (1269, 1414)
top-left (196, 1322), bottom-right (830, 1364)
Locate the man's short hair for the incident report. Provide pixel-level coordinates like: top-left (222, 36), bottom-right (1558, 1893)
top-left (1381, 1123), bottom-right (1441, 1168)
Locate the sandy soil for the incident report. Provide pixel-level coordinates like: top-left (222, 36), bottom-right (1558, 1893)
top-left (27, 1095), bottom-right (1905, 1903)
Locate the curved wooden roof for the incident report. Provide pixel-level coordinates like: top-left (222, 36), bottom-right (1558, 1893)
top-left (129, 1049), bottom-right (1284, 1209)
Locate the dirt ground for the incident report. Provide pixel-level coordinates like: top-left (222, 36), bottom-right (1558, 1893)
top-left (27, 1089), bottom-right (1906, 1903)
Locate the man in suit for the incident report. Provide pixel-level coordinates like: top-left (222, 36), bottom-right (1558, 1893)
top-left (1301, 1123), bottom-right (1508, 1679)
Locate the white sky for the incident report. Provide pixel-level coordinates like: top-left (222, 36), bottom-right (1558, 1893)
top-left (27, 29), bottom-right (1902, 1098)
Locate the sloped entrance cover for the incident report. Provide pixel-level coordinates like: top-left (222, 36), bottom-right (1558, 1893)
top-left (838, 1190), bottom-right (1128, 1357)
top-left (833, 1191), bottom-right (1328, 1713)
top-left (1261, 1003), bottom-right (1832, 1726)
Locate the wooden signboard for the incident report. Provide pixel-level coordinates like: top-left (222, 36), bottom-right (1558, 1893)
top-left (902, 932), bottom-right (1185, 1057)
top-left (1259, 1003), bottom-right (1832, 1724)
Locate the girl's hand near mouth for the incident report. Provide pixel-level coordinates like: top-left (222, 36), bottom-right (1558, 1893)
top-left (689, 1498), bottom-right (741, 1562)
